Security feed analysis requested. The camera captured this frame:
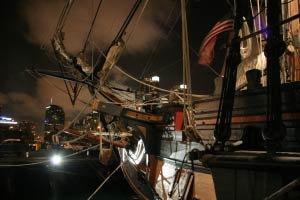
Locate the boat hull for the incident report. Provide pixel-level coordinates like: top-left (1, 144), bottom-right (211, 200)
top-left (194, 81), bottom-right (300, 151)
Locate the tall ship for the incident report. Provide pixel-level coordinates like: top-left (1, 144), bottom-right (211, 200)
top-left (28, 0), bottom-right (300, 199)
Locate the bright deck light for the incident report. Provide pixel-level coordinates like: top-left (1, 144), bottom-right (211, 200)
top-left (51, 155), bottom-right (62, 165)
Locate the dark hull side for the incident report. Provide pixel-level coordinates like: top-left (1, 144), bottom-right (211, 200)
top-left (202, 151), bottom-right (300, 200)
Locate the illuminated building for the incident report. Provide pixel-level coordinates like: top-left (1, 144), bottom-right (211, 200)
top-left (18, 121), bottom-right (36, 142)
top-left (44, 105), bottom-right (65, 141)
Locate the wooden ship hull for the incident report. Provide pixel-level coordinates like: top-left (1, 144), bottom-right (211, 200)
top-left (194, 81), bottom-right (300, 200)
top-left (194, 81), bottom-right (300, 152)
top-left (91, 78), bottom-right (300, 200)
top-left (91, 100), bottom-right (217, 199)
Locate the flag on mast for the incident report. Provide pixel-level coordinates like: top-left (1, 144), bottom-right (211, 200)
top-left (198, 19), bottom-right (234, 66)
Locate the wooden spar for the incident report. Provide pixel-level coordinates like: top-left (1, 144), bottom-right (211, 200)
top-left (64, 129), bottom-right (129, 148)
top-left (195, 112), bottom-right (300, 125)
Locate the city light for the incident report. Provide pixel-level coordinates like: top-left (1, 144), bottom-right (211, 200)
top-left (0, 116), bottom-right (12, 120)
top-left (50, 154), bottom-right (62, 166)
top-left (0, 115), bottom-right (18, 124)
top-left (180, 84), bottom-right (187, 89)
top-left (0, 120), bottom-right (18, 124)
top-left (151, 76), bottom-right (160, 82)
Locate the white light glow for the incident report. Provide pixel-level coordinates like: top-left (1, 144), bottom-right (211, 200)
top-left (122, 139), bottom-right (145, 165)
top-left (0, 120), bottom-right (18, 124)
top-left (51, 155), bottom-right (62, 165)
top-left (1, 117), bottom-right (12, 120)
top-left (129, 140), bottom-right (145, 164)
top-left (151, 76), bottom-right (160, 82)
top-left (180, 84), bottom-right (187, 89)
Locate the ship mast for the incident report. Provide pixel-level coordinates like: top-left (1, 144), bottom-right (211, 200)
top-left (262, 0), bottom-right (286, 150)
top-left (181, 0), bottom-right (201, 141)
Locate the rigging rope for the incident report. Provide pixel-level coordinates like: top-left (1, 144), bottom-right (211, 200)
top-left (125, 0), bottom-right (150, 44)
top-left (62, 132), bottom-right (89, 144)
top-left (59, 64), bottom-right (83, 105)
top-left (27, 69), bottom-right (90, 105)
top-left (250, 0), bottom-right (262, 55)
top-left (165, 13), bottom-right (224, 77)
top-left (140, 0), bottom-right (178, 78)
top-left (52, 95), bottom-right (95, 138)
top-left (55, 0), bottom-right (75, 33)
top-left (87, 163), bottom-right (122, 200)
top-left (90, 37), bottom-right (207, 98)
top-left (82, 0), bottom-right (104, 53)
top-left (114, 0), bottom-right (142, 43)
top-left (257, 0), bottom-right (264, 54)
top-left (115, 66), bottom-right (206, 98)
top-left (181, 0), bottom-right (195, 136)
top-left (0, 144), bottom-right (100, 167)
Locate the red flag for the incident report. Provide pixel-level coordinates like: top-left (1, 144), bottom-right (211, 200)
top-left (198, 19), bottom-right (234, 66)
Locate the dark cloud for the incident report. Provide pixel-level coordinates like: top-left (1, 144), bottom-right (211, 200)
top-left (20, 0), bottom-right (175, 54)
top-left (0, 77), bottom-right (92, 134)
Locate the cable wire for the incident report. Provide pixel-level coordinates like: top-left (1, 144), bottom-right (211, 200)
top-left (87, 163), bottom-right (122, 200)
top-left (82, 0), bottom-right (104, 53)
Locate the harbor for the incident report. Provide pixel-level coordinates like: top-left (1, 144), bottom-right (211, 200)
top-left (0, 149), bottom-right (136, 200)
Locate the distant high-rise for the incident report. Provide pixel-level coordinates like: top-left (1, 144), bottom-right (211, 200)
top-left (44, 105), bottom-right (65, 141)
top-left (18, 121), bottom-right (36, 142)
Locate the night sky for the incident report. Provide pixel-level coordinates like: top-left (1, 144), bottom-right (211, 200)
top-left (0, 0), bottom-right (230, 134)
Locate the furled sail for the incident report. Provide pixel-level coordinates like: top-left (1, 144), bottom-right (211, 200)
top-left (52, 31), bottom-right (92, 74)
top-left (98, 39), bottom-right (125, 87)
